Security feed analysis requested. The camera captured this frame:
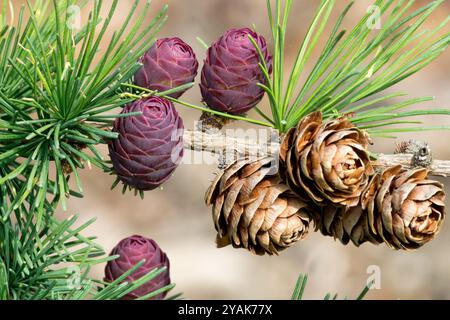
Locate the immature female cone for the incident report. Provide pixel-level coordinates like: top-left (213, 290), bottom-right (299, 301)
top-left (109, 97), bottom-right (184, 191)
top-left (279, 111), bottom-right (374, 207)
top-left (105, 235), bottom-right (171, 300)
top-left (200, 28), bottom-right (272, 115)
top-left (361, 166), bottom-right (446, 250)
top-left (205, 157), bottom-right (315, 255)
top-left (135, 37), bottom-right (198, 98)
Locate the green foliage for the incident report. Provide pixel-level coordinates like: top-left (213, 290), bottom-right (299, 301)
top-left (1, 0), bottom-right (448, 301)
top-left (0, 0), bottom-right (167, 212)
top-left (256, 0), bottom-right (449, 133)
top-left (163, 1), bottom-right (450, 135)
top-left (0, 0), bottom-right (176, 301)
top-left (0, 194), bottom-right (174, 300)
top-left (1, 1), bottom-right (47, 101)
top-left (291, 274), bottom-right (372, 300)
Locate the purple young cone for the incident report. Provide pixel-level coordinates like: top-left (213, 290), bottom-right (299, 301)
top-left (105, 235), bottom-right (171, 300)
top-left (200, 28), bottom-right (272, 115)
top-left (109, 97), bottom-right (184, 191)
top-left (135, 37), bottom-right (199, 98)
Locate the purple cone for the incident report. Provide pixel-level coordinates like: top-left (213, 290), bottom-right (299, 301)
top-left (200, 28), bottom-right (272, 115)
top-left (135, 37), bottom-right (199, 98)
top-left (109, 97), bottom-right (184, 191)
top-left (105, 235), bottom-right (171, 300)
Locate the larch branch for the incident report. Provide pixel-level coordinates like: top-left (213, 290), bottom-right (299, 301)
top-left (183, 130), bottom-right (450, 177)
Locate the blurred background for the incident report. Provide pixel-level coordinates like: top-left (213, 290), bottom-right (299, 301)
top-left (33, 0), bottom-right (449, 299)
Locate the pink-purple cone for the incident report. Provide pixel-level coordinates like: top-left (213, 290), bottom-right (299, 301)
top-left (135, 37), bottom-right (199, 98)
top-left (200, 28), bottom-right (272, 115)
top-left (105, 235), bottom-right (171, 300)
top-left (109, 97), bottom-right (184, 191)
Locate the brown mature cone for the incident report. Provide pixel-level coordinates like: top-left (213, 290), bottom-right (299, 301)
top-left (317, 205), bottom-right (381, 247)
top-left (280, 111), bottom-right (374, 207)
top-left (360, 165), bottom-right (446, 250)
top-left (317, 166), bottom-right (446, 250)
top-left (205, 157), bottom-right (316, 255)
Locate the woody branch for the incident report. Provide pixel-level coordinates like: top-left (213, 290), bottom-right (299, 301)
top-left (183, 129), bottom-right (450, 177)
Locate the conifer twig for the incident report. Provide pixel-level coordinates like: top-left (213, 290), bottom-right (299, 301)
top-left (183, 129), bottom-right (450, 177)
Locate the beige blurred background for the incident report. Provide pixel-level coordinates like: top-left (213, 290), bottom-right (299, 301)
top-left (32, 0), bottom-right (449, 299)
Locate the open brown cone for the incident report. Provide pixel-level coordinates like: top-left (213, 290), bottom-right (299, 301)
top-left (318, 165), bottom-right (446, 250)
top-left (362, 165), bottom-right (446, 250)
top-left (280, 111), bottom-right (374, 207)
top-left (205, 157), bottom-right (316, 255)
